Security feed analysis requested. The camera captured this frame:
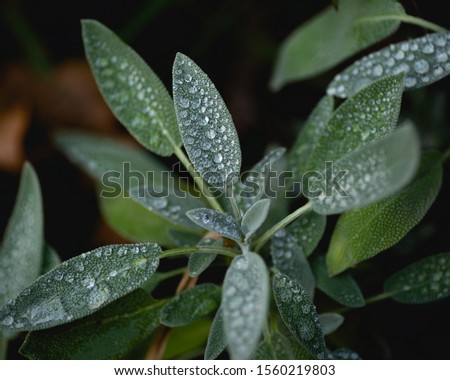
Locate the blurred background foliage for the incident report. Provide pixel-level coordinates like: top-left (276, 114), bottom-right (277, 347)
top-left (0, 0), bottom-right (449, 358)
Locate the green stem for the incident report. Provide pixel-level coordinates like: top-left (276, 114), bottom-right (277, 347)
top-left (160, 245), bottom-right (239, 259)
top-left (226, 182), bottom-right (241, 222)
top-left (157, 267), bottom-right (186, 281)
top-left (358, 14), bottom-right (445, 33)
top-left (254, 202), bottom-right (312, 251)
top-left (173, 146), bottom-right (224, 213)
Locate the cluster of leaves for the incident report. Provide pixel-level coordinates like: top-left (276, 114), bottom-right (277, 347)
top-left (1, 0), bottom-right (450, 360)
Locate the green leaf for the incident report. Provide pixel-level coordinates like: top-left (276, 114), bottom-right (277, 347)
top-left (234, 148), bottom-right (286, 213)
top-left (271, 230), bottom-right (315, 298)
top-left (98, 193), bottom-right (177, 247)
top-left (0, 162), bottom-right (43, 309)
top-left (327, 152), bottom-right (442, 275)
top-left (287, 96), bottom-right (334, 181)
top-left (312, 255), bottom-right (365, 307)
top-left (168, 229), bottom-right (202, 247)
top-left (318, 313), bottom-right (344, 335)
top-left (328, 31), bottom-right (450, 98)
top-left (288, 212), bottom-right (327, 257)
top-left (188, 237), bottom-right (222, 277)
top-left (163, 318), bottom-right (211, 359)
top-left (160, 284), bottom-right (221, 327)
top-left (253, 332), bottom-right (295, 360)
top-left (384, 252), bottom-right (450, 303)
top-left (19, 290), bottom-right (164, 359)
top-left (82, 20), bottom-right (180, 156)
top-left (187, 208), bottom-right (242, 242)
top-left (55, 130), bottom-right (167, 191)
top-left (0, 243), bottom-right (161, 331)
top-left (272, 273), bottom-right (326, 359)
top-left (41, 245), bottom-right (61, 274)
top-left (288, 337), bottom-right (316, 360)
top-left (327, 348), bottom-right (361, 359)
top-left (223, 252), bottom-right (269, 359)
top-left (204, 308), bottom-right (226, 360)
top-left (312, 123), bottom-right (420, 215)
top-left (129, 185), bottom-right (205, 229)
top-left (173, 53), bottom-right (241, 186)
top-left (241, 199), bottom-right (271, 240)
top-left (309, 74), bottom-right (404, 173)
top-left (270, 0), bottom-right (405, 89)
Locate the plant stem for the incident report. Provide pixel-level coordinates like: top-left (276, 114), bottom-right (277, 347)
top-left (254, 202), bottom-right (312, 251)
top-left (160, 245), bottom-right (239, 259)
top-left (157, 267), bottom-right (186, 281)
top-left (226, 182), bottom-right (241, 222)
top-left (173, 145), bottom-right (224, 212)
top-left (358, 14), bottom-right (445, 32)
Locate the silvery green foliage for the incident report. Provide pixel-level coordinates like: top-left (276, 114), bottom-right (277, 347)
top-left (204, 308), bottom-right (226, 360)
top-left (312, 256), bottom-right (364, 308)
top-left (187, 208), bottom-right (242, 242)
top-left (270, 229), bottom-right (315, 298)
top-left (312, 124), bottom-right (420, 215)
top-left (288, 212), bottom-right (327, 257)
top-left (241, 199), bottom-right (271, 240)
top-left (173, 53), bottom-right (241, 186)
top-left (0, 243), bottom-right (161, 331)
top-left (0, 163), bottom-right (43, 309)
top-left (253, 332), bottom-right (295, 360)
top-left (287, 96), bottom-right (334, 181)
top-left (318, 313), bottom-right (344, 335)
top-left (309, 74), bottom-right (404, 172)
top-left (328, 31), bottom-right (450, 98)
top-left (234, 148), bottom-right (285, 213)
top-left (82, 20), bottom-right (181, 156)
top-left (129, 186), bottom-right (204, 229)
top-left (159, 284), bottom-right (221, 327)
top-left (188, 237), bottom-right (222, 277)
top-left (327, 348), bottom-right (361, 360)
top-left (384, 252), bottom-right (450, 303)
top-left (272, 273), bottom-right (326, 359)
top-left (222, 252), bottom-right (269, 359)
top-left (326, 152), bottom-right (442, 275)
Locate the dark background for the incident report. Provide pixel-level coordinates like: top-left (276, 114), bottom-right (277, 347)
top-left (1, 0), bottom-right (449, 359)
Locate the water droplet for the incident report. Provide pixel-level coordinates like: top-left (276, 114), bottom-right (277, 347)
top-left (394, 50), bottom-right (405, 60)
top-left (422, 43), bottom-right (434, 54)
top-left (372, 64), bottom-right (383, 76)
top-left (87, 287), bottom-right (110, 310)
top-left (82, 276), bottom-right (96, 289)
top-left (436, 52), bottom-right (448, 63)
top-left (2, 316), bottom-right (13, 326)
top-left (54, 272), bottom-right (64, 281)
top-left (28, 297), bottom-right (66, 325)
top-left (414, 59), bottom-right (430, 74)
top-left (206, 129), bottom-right (216, 139)
top-left (109, 270), bottom-right (118, 277)
top-left (152, 197), bottom-right (168, 210)
top-left (184, 74), bottom-right (192, 82)
top-left (202, 214), bottom-right (211, 224)
top-left (213, 153), bottom-right (223, 163)
top-left (404, 77), bottom-right (417, 88)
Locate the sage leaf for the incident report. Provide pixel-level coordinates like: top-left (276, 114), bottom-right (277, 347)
top-left (41, 245), bottom-right (61, 274)
top-left (160, 284), bottom-right (221, 327)
top-left (287, 95), bottom-right (334, 181)
top-left (309, 74), bottom-right (404, 173)
top-left (168, 229), bottom-right (202, 247)
top-left (253, 332), bottom-right (295, 360)
top-left (288, 212), bottom-right (327, 257)
top-left (271, 230), bottom-right (315, 298)
top-left (241, 199), bottom-right (271, 240)
top-left (318, 313), bottom-right (344, 335)
top-left (204, 308), bottom-right (226, 360)
top-left (328, 31), bottom-right (450, 98)
top-left (188, 237), bottom-right (222, 277)
top-left (223, 252), bottom-right (269, 359)
top-left (173, 53), bottom-right (241, 186)
top-left (311, 123), bottom-right (420, 215)
top-left (0, 243), bottom-right (161, 331)
top-left (0, 163), bottom-right (43, 309)
top-left (384, 252), bottom-right (450, 303)
top-left (273, 273), bottom-right (326, 359)
top-left (187, 208), bottom-right (242, 242)
top-left (129, 185), bottom-right (205, 229)
top-left (327, 348), bottom-right (361, 359)
top-left (270, 0), bottom-right (405, 89)
top-left (19, 290), bottom-right (164, 359)
top-left (326, 152), bottom-right (442, 275)
top-left (82, 20), bottom-right (181, 156)
top-left (99, 193), bottom-right (177, 247)
top-left (312, 255), bottom-right (364, 307)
